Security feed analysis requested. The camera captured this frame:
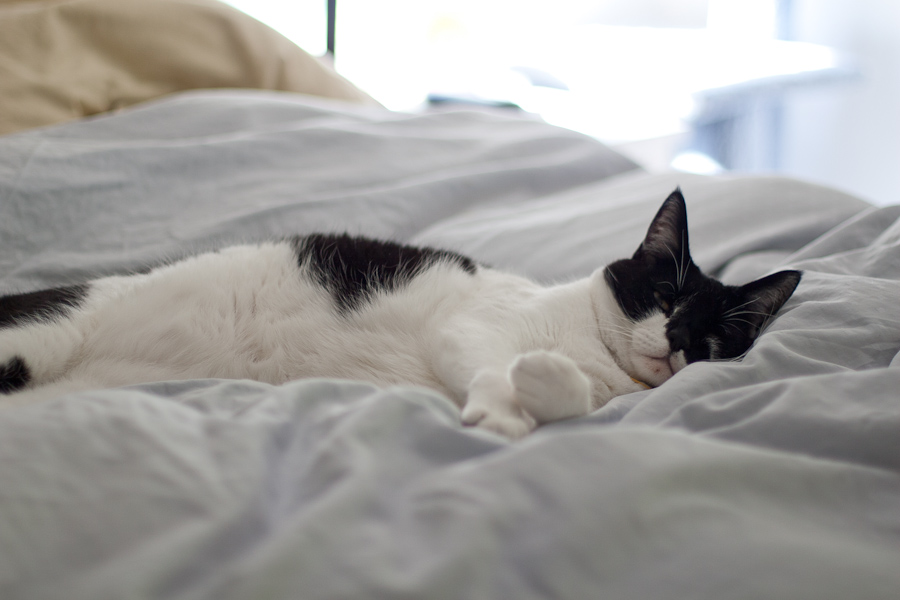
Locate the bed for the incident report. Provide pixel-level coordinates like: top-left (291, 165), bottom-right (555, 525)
top-left (2, 3), bottom-right (900, 599)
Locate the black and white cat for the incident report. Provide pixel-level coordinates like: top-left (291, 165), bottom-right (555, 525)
top-left (0, 190), bottom-right (800, 438)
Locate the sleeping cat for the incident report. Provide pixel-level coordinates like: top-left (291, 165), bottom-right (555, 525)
top-left (0, 189), bottom-right (800, 438)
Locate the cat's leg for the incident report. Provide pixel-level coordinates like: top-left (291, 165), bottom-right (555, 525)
top-left (460, 368), bottom-right (537, 439)
top-left (0, 284), bottom-right (95, 400)
top-left (0, 317), bottom-right (86, 399)
top-left (433, 328), bottom-right (537, 438)
top-left (436, 329), bottom-right (594, 438)
top-left (509, 350), bottom-right (594, 425)
top-left (458, 352), bottom-right (597, 439)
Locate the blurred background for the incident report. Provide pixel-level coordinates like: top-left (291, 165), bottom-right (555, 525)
top-left (222, 0), bottom-right (900, 207)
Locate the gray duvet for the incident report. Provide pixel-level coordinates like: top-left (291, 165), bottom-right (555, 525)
top-left (1, 91), bottom-right (898, 599)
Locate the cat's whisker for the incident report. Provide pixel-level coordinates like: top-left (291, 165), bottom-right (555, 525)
top-left (724, 317), bottom-right (759, 328)
top-left (659, 281), bottom-right (677, 293)
top-left (724, 310), bottom-right (772, 319)
top-left (722, 322), bottom-right (743, 335)
top-left (583, 323), bottom-right (633, 337)
top-left (678, 230), bottom-right (690, 291)
top-left (723, 297), bottom-right (761, 317)
top-left (662, 242), bottom-right (684, 292)
top-left (707, 354), bottom-right (745, 364)
top-left (723, 298), bottom-right (755, 312)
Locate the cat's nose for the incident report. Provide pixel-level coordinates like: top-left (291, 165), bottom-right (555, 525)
top-left (667, 325), bottom-right (690, 352)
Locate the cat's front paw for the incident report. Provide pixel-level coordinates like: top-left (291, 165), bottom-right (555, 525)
top-left (509, 351), bottom-right (591, 425)
top-left (461, 403), bottom-right (535, 440)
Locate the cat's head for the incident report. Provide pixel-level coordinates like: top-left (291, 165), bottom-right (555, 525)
top-left (597, 188), bottom-right (801, 387)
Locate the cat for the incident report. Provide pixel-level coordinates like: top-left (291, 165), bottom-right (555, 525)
top-left (0, 189), bottom-right (801, 438)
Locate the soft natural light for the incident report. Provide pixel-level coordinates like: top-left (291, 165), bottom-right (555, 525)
top-left (707, 0), bottom-right (778, 38)
top-left (219, 1), bottom-right (841, 146)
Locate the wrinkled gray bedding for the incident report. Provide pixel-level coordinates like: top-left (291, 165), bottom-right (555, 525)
top-left (1, 91), bottom-right (898, 599)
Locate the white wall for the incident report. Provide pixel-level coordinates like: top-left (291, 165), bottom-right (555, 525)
top-left (781, 0), bottom-right (900, 206)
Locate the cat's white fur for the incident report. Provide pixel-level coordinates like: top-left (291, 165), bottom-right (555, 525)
top-left (0, 241), bottom-right (683, 438)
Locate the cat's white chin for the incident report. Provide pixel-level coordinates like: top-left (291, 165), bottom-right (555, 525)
top-left (634, 350), bottom-right (687, 388)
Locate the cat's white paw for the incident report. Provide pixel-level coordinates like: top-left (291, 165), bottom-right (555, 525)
top-left (461, 402), bottom-right (535, 440)
top-left (461, 369), bottom-right (536, 440)
top-left (509, 351), bottom-right (591, 425)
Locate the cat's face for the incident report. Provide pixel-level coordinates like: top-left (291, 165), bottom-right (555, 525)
top-left (599, 189), bottom-right (801, 387)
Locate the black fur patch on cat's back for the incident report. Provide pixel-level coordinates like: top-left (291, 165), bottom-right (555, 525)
top-left (294, 234), bottom-right (476, 313)
top-left (0, 284), bottom-right (88, 329)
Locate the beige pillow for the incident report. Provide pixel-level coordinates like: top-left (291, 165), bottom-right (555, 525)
top-left (0, 0), bottom-right (379, 135)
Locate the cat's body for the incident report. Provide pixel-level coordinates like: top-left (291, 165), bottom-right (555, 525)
top-left (0, 191), bottom-right (801, 438)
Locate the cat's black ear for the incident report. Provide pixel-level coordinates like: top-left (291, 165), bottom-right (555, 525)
top-left (733, 270), bottom-right (803, 340)
top-left (635, 188), bottom-right (690, 263)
